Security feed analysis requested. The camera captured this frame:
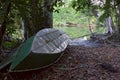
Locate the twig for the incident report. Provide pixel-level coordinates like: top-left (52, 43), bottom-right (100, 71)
top-left (59, 64), bottom-right (81, 71)
top-left (0, 72), bottom-right (14, 80)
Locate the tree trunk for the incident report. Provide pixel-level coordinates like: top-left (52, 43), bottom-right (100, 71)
top-left (29, 0), bottom-right (53, 35)
top-left (18, 0), bottom-right (53, 38)
top-left (42, 0), bottom-right (53, 28)
top-left (22, 14), bottom-right (33, 38)
top-left (0, 2), bottom-right (11, 49)
top-left (30, 0), bottom-right (39, 34)
top-left (105, 16), bottom-right (114, 34)
top-left (30, 0), bottom-right (53, 32)
top-left (117, 5), bottom-right (120, 34)
top-left (22, 19), bottom-right (28, 41)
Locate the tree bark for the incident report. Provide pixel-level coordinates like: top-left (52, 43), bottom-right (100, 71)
top-left (0, 2), bottom-right (11, 49)
top-left (117, 5), bottom-right (120, 34)
top-left (22, 19), bottom-right (28, 41)
top-left (30, 0), bottom-right (39, 34)
top-left (18, 0), bottom-right (53, 38)
top-left (42, 0), bottom-right (53, 28)
top-left (30, 0), bottom-right (53, 34)
top-left (105, 16), bottom-right (115, 34)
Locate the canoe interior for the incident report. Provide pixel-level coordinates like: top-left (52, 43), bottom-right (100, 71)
top-left (10, 52), bottom-right (63, 72)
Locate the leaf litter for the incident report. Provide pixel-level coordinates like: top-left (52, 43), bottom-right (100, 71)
top-left (1, 43), bottom-right (120, 80)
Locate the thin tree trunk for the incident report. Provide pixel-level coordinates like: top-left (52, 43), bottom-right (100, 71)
top-left (22, 19), bottom-right (28, 41)
top-left (22, 14), bottom-right (33, 38)
top-left (0, 2), bottom-right (11, 49)
top-left (117, 5), bottom-right (120, 34)
top-left (87, 8), bottom-right (93, 34)
top-left (105, 16), bottom-right (114, 34)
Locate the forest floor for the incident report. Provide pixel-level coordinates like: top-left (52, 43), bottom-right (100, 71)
top-left (1, 39), bottom-right (120, 80)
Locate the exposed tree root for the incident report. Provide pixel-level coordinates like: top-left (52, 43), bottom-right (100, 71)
top-left (90, 33), bottom-right (120, 47)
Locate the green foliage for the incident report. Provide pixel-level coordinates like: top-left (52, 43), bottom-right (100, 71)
top-left (53, 7), bottom-right (88, 26)
top-left (2, 41), bottom-right (15, 49)
top-left (2, 39), bottom-right (21, 49)
top-left (54, 26), bottom-right (105, 38)
top-left (71, 0), bottom-right (92, 12)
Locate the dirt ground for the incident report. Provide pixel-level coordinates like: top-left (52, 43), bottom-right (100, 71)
top-left (1, 44), bottom-right (120, 80)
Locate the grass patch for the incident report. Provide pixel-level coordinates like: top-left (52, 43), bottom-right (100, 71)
top-left (54, 26), bottom-right (106, 38)
top-left (54, 26), bottom-right (90, 38)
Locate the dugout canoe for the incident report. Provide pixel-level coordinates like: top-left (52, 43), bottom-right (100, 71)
top-left (0, 28), bottom-right (70, 72)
